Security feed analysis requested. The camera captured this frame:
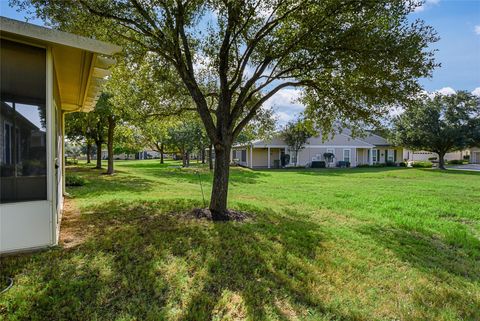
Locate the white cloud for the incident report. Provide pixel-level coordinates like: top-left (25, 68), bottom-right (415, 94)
top-left (475, 25), bottom-right (480, 35)
top-left (275, 111), bottom-right (296, 124)
top-left (413, 0), bottom-right (440, 13)
top-left (263, 88), bottom-right (304, 111)
top-left (472, 87), bottom-right (480, 97)
top-left (261, 88), bottom-right (305, 126)
top-left (435, 87), bottom-right (456, 96)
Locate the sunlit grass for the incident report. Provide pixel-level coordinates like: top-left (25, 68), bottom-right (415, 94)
top-left (1, 159), bottom-right (479, 320)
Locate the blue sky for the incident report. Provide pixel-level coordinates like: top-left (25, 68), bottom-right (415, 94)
top-left (1, 0), bottom-right (479, 123)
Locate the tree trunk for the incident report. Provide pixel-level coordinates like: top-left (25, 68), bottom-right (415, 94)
top-left (86, 142), bottom-right (91, 164)
top-left (201, 148), bottom-right (206, 164)
top-left (186, 152), bottom-right (190, 167)
top-left (160, 143), bottom-right (164, 164)
top-left (106, 116), bottom-right (115, 175)
top-left (209, 144), bottom-right (231, 220)
top-left (208, 145), bottom-right (213, 170)
top-left (95, 141), bottom-right (102, 169)
top-left (438, 152), bottom-right (446, 170)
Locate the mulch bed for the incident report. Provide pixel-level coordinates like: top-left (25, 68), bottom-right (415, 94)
top-left (181, 208), bottom-right (252, 222)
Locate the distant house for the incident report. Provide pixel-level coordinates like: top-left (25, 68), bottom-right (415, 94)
top-left (470, 147), bottom-right (480, 164)
top-left (0, 17), bottom-right (120, 254)
top-left (232, 129), bottom-right (404, 168)
top-left (403, 150), bottom-right (469, 162)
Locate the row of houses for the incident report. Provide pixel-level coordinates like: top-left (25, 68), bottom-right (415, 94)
top-left (232, 129), bottom-right (479, 168)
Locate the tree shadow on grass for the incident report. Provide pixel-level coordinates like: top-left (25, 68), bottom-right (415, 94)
top-left (66, 172), bottom-right (155, 199)
top-left (265, 167), bottom-right (404, 177)
top-left (417, 168), bottom-right (480, 176)
top-left (144, 167), bottom-right (267, 186)
top-left (358, 225), bottom-right (480, 282)
top-left (116, 161), bottom-right (182, 169)
top-left (0, 199), bottom-right (361, 321)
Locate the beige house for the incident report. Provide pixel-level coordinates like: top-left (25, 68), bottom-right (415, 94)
top-left (0, 17), bottom-right (120, 254)
top-left (403, 150), bottom-right (469, 162)
top-left (232, 130), bottom-right (404, 168)
top-left (470, 147), bottom-right (480, 164)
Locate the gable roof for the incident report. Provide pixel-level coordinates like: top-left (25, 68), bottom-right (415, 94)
top-left (358, 132), bottom-right (391, 146)
top-left (235, 128), bottom-right (393, 148)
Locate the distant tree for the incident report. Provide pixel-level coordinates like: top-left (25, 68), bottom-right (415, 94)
top-left (65, 141), bottom-right (82, 163)
top-left (393, 91), bottom-right (480, 169)
top-left (140, 121), bottom-right (171, 164)
top-left (114, 124), bottom-right (144, 159)
top-left (65, 109), bottom-right (107, 169)
top-left (235, 108), bottom-right (277, 146)
top-left (94, 93), bottom-right (117, 174)
top-left (282, 119), bottom-right (315, 167)
top-left (167, 120), bottom-right (204, 167)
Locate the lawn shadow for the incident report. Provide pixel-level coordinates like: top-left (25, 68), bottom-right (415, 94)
top-left (144, 166), bottom-right (267, 186)
top-left (259, 167), bottom-right (405, 177)
top-left (358, 225), bottom-right (480, 282)
top-left (66, 168), bottom-right (155, 198)
top-left (417, 168), bottom-right (480, 176)
top-left (0, 199), bottom-right (358, 320)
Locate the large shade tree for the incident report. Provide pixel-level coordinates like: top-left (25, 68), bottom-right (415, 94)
top-left (393, 91), bottom-right (480, 169)
top-left (18, 0), bottom-right (438, 219)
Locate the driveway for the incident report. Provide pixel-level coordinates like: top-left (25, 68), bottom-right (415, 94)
top-left (447, 164), bottom-right (480, 171)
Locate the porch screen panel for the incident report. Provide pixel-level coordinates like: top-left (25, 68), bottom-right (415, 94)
top-left (1, 39), bottom-right (47, 203)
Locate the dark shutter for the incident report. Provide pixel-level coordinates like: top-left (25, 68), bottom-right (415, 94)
top-left (394, 150), bottom-right (397, 162)
top-left (377, 150), bottom-right (380, 163)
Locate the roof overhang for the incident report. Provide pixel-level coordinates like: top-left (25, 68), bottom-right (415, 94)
top-left (0, 16), bottom-right (122, 112)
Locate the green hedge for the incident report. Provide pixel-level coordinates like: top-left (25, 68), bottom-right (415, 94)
top-left (412, 161), bottom-right (433, 168)
top-left (447, 159), bottom-right (464, 165)
top-left (66, 174), bottom-right (86, 186)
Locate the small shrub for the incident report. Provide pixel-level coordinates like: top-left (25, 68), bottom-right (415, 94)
top-left (463, 155), bottom-right (470, 161)
top-left (448, 159), bottom-right (464, 165)
top-left (386, 161), bottom-right (397, 167)
top-left (412, 161), bottom-right (433, 168)
top-left (399, 162), bottom-right (407, 167)
top-left (357, 164), bottom-right (371, 168)
top-left (428, 157), bottom-right (437, 161)
top-left (66, 174), bottom-right (86, 186)
top-left (65, 159), bottom-right (78, 165)
top-left (372, 163), bottom-right (386, 167)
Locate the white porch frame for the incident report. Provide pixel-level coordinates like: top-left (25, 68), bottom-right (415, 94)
top-left (267, 147), bottom-right (271, 168)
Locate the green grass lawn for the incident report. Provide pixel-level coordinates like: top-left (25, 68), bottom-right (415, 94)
top-left (1, 160), bottom-right (479, 321)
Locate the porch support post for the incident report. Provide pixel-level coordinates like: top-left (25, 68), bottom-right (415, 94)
top-left (230, 149), bottom-right (233, 164)
top-left (250, 145), bottom-right (253, 169)
top-left (267, 147), bottom-right (271, 169)
top-left (369, 148), bottom-right (373, 165)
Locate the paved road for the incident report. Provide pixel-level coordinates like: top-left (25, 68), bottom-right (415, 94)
top-left (447, 164), bottom-right (480, 171)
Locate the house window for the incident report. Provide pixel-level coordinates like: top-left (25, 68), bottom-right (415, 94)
top-left (387, 149), bottom-right (394, 162)
top-left (1, 39), bottom-right (47, 203)
top-left (372, 149), bottom-right (377, 162)
top-left (343, 149), bottom-right (351, 163)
